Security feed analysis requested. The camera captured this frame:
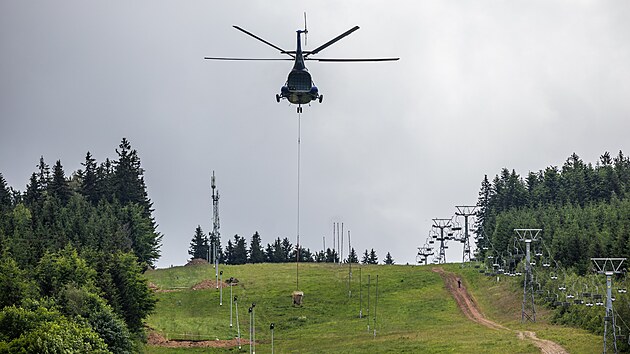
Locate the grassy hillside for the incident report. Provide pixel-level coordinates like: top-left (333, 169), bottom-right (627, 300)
top-left (144, 263), bottom-right (599, 353)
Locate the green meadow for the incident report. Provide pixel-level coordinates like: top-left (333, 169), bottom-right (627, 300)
top-left (144, 263), bottom-right (599, 353)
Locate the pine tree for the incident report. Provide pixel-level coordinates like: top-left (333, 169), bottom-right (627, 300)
top-left (96, 158), bottom-right (115, 202)
top-left (346, 247), bottom-right (359, 263)
top-left (325, 248), bottom-right (338, 263)
top-left (224, 240), bottom-right (235, 264)
top-left (232, 234), bottom-right (248, 264)
top-left (267, 238), bottom-right (285, 262)
top-left (49, 160), bottom-right (72, 204)
top-left (80, 152), bottom-right (99, 204)
top-left (113, 138), bottom-right (152, 216)
top-left (36, 156), bottom-right (51, 191)
top-left (368, 249), bottom-right (378, 264)
top-left (0, 173), bottom-right (11, 210)
top-left (361, 249), bottom-right (370, 264)
top-left (384, 252), bottom-right (394, 265)
top-left (24, 173), bottom-right (42, 208)
top-left (264, 243), bottom-right (275, 262)
top-left (281, 237), bottom-right (292, 262)
top-left (290, 246), bottom-right (314, 262)
top-left (249, 232), bottom-right (265, 263)
top-left (188, 225), bottom-right (209, 261)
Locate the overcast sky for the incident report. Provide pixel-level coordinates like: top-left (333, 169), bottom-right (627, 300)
top-left (2, 1), bottom-right (629, 267)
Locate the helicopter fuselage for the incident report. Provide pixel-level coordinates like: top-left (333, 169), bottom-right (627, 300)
top-left (277, 30), bottom-right (321, 106)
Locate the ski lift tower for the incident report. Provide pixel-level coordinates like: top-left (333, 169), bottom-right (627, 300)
top-left (455, 205), bottom-right (477, 266)
top-left (592, 258), bottom-right (626, 354)
top-left (432, 218), bottom-right (452, 264)
top-left (515, 228), bottom-right (542, 323)
top-left (417, 245), bottom-right (434, 265)
top-left (211, 171), bottom-right (220, 287)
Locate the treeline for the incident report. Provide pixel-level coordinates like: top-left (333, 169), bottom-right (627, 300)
top-left (475, 151), bottom-right (630, 274)
top-left (0, 138), bottom-right (161, 352)
top-left (190, 228), bottom-right (392, 265)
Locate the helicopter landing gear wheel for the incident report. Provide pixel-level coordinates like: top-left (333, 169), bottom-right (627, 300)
top-left (276, 94), bottom-right (280, 103)
top-left (297, 106), bottom-right (302, 113)
top-left (318, 95), bottom-right (323, 103)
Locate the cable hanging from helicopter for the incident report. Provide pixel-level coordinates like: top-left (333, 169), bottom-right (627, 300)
top-left (204, 14), bottom-right (399, 113)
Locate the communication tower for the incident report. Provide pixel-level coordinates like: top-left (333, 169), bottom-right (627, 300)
top-left (211, 171), bottom-right (220, 287)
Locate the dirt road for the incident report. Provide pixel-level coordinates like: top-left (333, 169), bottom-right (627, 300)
top-left (432, 268), bottom-right (568, 354)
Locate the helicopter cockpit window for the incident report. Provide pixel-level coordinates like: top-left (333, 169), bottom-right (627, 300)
top-left (287, 71), bottom-right (312, 91)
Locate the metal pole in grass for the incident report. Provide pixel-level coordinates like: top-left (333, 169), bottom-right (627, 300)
top-left (248, 306), bottom-right (253, 354)
top-left (348, 230), bottom-right (352, 298)
top-left (235, 296), bottom-right (241, 349)
top-left (219, 271), bottom-right (223, 306)
top-left (359, 267), bottom-right (363, 318)
top-left (270, 323), bottom-right (275, 354)
top-left (367, 274), bottom-right (371, 331)
top-left (230, 278), bottom-right (233, 327)
top-left (374, 274), bottom-right (378, 338)
top-left (252, 303), bottom-right (256, 354)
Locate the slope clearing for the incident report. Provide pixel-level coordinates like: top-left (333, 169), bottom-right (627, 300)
top-left (144, 263), bottom-right (599, 353)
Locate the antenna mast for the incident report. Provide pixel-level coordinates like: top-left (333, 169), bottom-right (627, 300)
top-left (212, 171), bottom-right (221, 288)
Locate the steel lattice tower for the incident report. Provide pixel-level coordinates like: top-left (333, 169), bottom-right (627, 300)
top-left (516, 228), bottom-right (541, 323)
top-left (592, 258), bottom-right (626, 354)
top-left (417, 246), bottom-right (434, 265)
top-left (455, 205), bottom-right (477, 266)
top-left (432, 218), bottom-right (452, 264)
top-left (211, 171), bottom-right (220, 285)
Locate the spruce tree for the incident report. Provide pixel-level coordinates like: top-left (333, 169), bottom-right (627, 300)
top-left (347, 247), bottom-right (359, 263)
top-left (0, 173), bottom-right (11, 210)
top-left (188, 225), bottom-right (209, 261)
top-left (264, 243), bottom-right (274, 262)
top-left (224, 240), bottom-right (235, 264)
top-left (325, 248), bottom-right (338, 263)
top-left (384, 252), bottom-right (394, 265)
top-left (36, 156), bottom-right (51, 191)
top-left (96, 158), bottom-right (115, 202)
top-left (281, 237), bottom-right (293, 262)
top-left (233, 234), bottom-right (248, 264)
top-left (24, 173), bottom-right (42, 208)
top-left (80, 152), bottom-right (99, 204)
top-left (113, 138), bottom-right (152, 216)
top-left (49, 160), bottom-right (72, 204)
top-left (368, 249), bottom-right (378, 264)
top-left (249, 232), bottom-right (265, 263)
top-left (361, 249), bottom-right (370, 264)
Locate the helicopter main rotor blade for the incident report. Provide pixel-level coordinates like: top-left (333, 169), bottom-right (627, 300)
top-left (232, 25), bottom-right (290, 55)
top-left (305, 26), bottom-right (360, 57)
top-left (204, 57), bottom-right (292, 61)
top-left (307, 57), bottom-right (400, 62)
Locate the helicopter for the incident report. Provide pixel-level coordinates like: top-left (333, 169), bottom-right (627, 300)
top-left (204, 15), bottom-right (399, 113)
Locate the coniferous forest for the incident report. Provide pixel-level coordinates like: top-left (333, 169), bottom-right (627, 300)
top-left (474, 151), bottom-right (630, 343)
top-left (475, 151), bottom-right (630, 273)
top-left (0, 138), bottom-right (161, 352)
